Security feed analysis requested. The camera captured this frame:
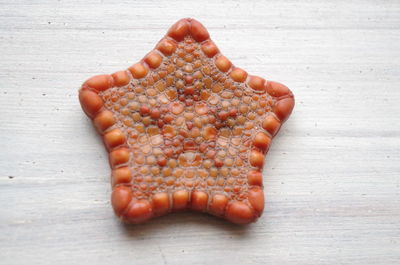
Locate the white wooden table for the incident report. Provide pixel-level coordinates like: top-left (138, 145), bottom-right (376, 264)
top-left (1, 1), bottom-right (399, 264)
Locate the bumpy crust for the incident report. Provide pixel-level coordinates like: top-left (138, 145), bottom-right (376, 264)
top-left (79, 18), bottom-right (294, 225)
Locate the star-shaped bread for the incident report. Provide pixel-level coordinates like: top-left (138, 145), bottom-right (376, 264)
top-left (79, 18), bottom-right (294, 224)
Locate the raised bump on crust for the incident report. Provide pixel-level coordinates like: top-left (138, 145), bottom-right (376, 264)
top-left (111, 186), bottom-right (133, 216)
top-left (83, 74), bottom-right (114, 92)
top-left (191, 190), bottom-right (208, 212)
top-left (248, 187), bottom-right (264, 215)
top-left (262, 115), bottom-right (281, 137)
top-left (247, 171), bottom-right (263, 186)
top-left (248, 76), bottom-right (266, 91)
top-left (124, 200), bottom-right (153, 224)
top-left (249, 150), bottom-right (264, 168)
top-left (253, 132), bottom-right (271, 150)
top-left (266, 81), bottom-right (291, 98)
top-left (109, 148), bottom-right (129, 168)
top-left (112, 167), bottom-right (132, 186)
top-left (93, 110), bottom-right (115, 133)
top-left (128, 63), bottom-right (149, 79)
top-left (201, 40), bottom-right (219, 58)
top-left (230, 68), bottom-right (248, 83)
top-left (112, 70), bottom-right (131, 87)
top-left (144, 51), bottom-right (163, 69)
top-left (173, 190), bottom-right (189, 210)
top-left (167, 18), bottom-right (190, 42)
top-left (190, 19), bottom-right (210, 42)
top-left (209, 194), bottom-right (228, 216)
top-left (273, 97), bottom-right (295, 122)
top-left (215, 56), bottom-right (232, 72)
top-left (79, 90), bottom-right (103, 118)
top-left (225, 201), bottom-right (255, 224)
top-left (103, 129), bottom-right (126, 151)
top-left (156, 39), bottom-right (177, 56)
top-left (152, 192), bottom-right (170, 216)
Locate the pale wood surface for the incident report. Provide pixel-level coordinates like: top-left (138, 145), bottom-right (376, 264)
top-left (1, 0), bottom-right (399, 264)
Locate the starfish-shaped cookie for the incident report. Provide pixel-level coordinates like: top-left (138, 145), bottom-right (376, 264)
top-left (79, 18), bottom-right (294, 224)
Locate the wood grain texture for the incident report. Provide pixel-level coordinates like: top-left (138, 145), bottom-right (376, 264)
top-left (0, 0), bottom-right (399, 264)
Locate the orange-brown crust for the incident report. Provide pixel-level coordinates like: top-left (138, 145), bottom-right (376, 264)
top-left (274, 97), bottom-right (295, 122)
top-left (262, 115), bottom-right (281, 137)
top-left (190, 19), bottom-right (210, 42)
top-left (172, 190), bottom-right (189, 210)
top-left (191, 190), bottom-right (208, 212)
top-left (109, 148), bottom-right (129, 168)
top-left (83, 75), bottom-right (114, 92)
top-left (225, 201), bottom-right (255, 224)
top-left (111, 186), bottom-right (133, 216)
top-left (167, 18), bottom-right (190, 42)
top-left (248, 187), bottom-right (264, 214)
top-left (93, 110), bottom-right (115, 133)
top-left (247, 171), bottom-right (263, 186)
top-left (112, 71), bottom-right (131, 87)
top-left (112, 167), bottom-right (132, 186)
top-left (128, 63), bottom-right (149, 79)
top-left (103, 129), bottom-right (126, 151)
top-left (215, 56), bottom-right (232, 72)
top-left (79, 90), bottom-right (103, 118)
top-left (248, 76), bottom-right (266, 92)
top-left (152, 192), bottom-right (170, 216)
top-left (79, 18), bottom-right (295, 225)
top-left (156, 39), bottom-right (177, 56)
top-left (209, 194), bottom-right (229, 216)
top-left (249, 150), bottom-right (264, 168)
top-left (201, 41), bottom-right (219, 58)
top-left (253, 132), bottom-right (271, 150)
top-left (230, 68), bottom-right (248, 83)
top-left (123, 199), bottom-right (153, 224)
top-left (144, 52), bottom-right (163, 69)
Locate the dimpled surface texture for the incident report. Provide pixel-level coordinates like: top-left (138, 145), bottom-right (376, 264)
top-left (79, 18), bottom-right (294, 225)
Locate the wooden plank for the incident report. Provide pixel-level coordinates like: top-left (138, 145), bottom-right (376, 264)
top-left (0, 0), bottom-right (399, 264)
